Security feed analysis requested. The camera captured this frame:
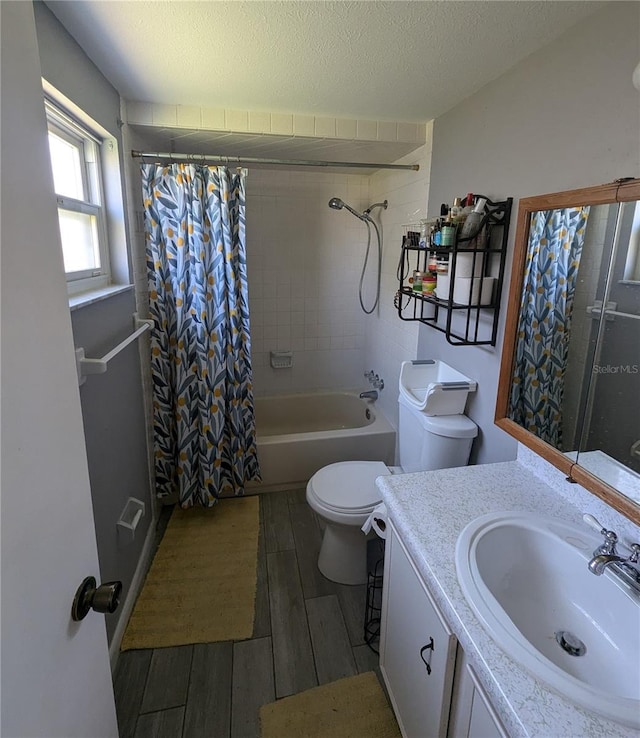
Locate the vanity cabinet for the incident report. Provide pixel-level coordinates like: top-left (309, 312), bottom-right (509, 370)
top-left (380, 522), bottom-right (457, 738)
top-left (380, 522), bottom-right (507, 738)
top-left (448, 648), bottom-right (508, 738)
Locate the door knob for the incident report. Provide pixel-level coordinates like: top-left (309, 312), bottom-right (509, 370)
top-left (71, 576), bottom-right (122, 621)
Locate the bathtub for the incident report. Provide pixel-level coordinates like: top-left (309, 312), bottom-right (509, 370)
top-left (249, 392), bottom-right (396, 490)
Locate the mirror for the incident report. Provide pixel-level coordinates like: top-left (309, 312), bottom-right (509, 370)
top-left (496, 180), bottom-right (640, 524)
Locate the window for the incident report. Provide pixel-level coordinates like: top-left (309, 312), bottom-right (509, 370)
top-left (45, 99), bottom-right (110, 286)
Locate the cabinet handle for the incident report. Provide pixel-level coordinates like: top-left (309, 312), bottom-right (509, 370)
top-left (419, 637), bottom-right (434, 675)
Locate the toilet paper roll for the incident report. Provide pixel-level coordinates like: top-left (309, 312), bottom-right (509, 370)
top-left (361, 503), bottom-right (388, 539)
top-left (456, 252), bottom-right (484, 278)
top-left (435, 274), bottom-right (450, 300)
top-left (453, 276), bottom-right (495, 306)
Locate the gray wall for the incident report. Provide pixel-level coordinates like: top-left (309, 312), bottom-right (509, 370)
top-left (35, 2), bottom-right (152, 642)
top-left (419, 2), bottom-right (640, 464)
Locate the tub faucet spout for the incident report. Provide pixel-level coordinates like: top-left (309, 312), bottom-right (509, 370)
top-left (359, 390), bottom-right (378, 401)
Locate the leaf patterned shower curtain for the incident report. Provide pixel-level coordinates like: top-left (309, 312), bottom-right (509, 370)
top-left (142, 163), bottom-right (260, 507)
top-left (509, 206), bottom-right (590, 448)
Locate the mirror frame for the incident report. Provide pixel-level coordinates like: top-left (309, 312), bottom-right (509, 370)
top-left (496, 178), bottom-right (640, 525)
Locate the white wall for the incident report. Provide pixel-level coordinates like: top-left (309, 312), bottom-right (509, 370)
top-left (364, 136), bottom-right (432, 430)
top-left (419, 2), bottom-right (640, 465)
top-left (246, 169), bottom-right (370, 395)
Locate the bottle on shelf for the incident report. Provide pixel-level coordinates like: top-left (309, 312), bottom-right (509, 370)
top-left (418, 220), bottom-right (429, 249)
top-left (410, 270), bottom-right (424, 293)
top-left (461, 193), bottom-right (474, 219)
top-left (431, 221), bottom-right (442, 247)
top-left (451, 197), bottom-right (463, 221)
top-left (436, 256), bottom-right (450, 275)
top-left (423, 274), bottom-right (437, 294)
top-left (441, 210), bottom-right (457, 248)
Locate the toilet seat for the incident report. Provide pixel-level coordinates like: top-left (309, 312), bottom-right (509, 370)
top-left (307, 461), bottom-right (390, 524)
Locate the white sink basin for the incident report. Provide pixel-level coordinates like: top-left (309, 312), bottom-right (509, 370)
top-left (455, 512), bottom-right (640, 728)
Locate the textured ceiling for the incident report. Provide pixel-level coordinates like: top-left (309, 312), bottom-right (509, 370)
top-left (47, 1), bottom-right (604, 122)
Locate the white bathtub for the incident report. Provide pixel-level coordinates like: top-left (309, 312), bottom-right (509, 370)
top-left (249, 392), bottom-right (396, 490)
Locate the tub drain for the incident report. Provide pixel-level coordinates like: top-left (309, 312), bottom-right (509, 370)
top-left (555, 630), bottom-right (586, 657)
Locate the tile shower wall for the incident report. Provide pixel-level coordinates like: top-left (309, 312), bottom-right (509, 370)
top-left (246, 169), bottom-right (370, 396)
top-left (363, 136), bottom-right (433, 430)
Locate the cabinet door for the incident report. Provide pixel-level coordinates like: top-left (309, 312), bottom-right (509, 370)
top-left (380, 524), bottom-right (457, 738)
top-left (448, 647), bottom-right (508, 738)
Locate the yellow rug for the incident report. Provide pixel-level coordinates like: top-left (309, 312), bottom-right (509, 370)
top-left (260, 672), bottom-right (401, 738)
top-left (121, 495), bottom-right (260, 650)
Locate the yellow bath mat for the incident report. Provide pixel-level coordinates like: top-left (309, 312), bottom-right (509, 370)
top-left (260, 672), bottom-right (401, 738)
top-left (121, 495), bottom-right (260, 650)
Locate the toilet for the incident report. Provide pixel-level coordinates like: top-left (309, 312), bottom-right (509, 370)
top-left (306, 394), bottom-right (478, 585)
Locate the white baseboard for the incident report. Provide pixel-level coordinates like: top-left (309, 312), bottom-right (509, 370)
top-left (109, 513), bottom-right (158, 671)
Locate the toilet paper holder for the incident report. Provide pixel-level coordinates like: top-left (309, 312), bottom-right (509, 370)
top-left (364, 540), bottom-right (385, 654)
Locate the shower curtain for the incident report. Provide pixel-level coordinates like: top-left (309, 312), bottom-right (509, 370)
top-left (509, 206), bottom-right (590, 448)
top-left (142, 163), bottom-right (260, 507)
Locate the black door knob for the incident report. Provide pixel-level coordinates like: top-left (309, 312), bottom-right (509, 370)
top-left (71, 576), bottom-right (122, 621)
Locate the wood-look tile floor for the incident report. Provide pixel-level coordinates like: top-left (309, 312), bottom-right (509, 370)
top-left (113, 489), bottom-right (385, 738)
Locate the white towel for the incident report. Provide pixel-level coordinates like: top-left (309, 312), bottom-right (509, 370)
top-left (361, 502), bottom-right (388, 539)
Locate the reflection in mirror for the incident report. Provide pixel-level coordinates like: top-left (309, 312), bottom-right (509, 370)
top-left (575, 199), bottom-right (640, 503)
top-left (508, 206), bottom-right (596, 450)
top-left (496, 180), bottom-right (640, 524)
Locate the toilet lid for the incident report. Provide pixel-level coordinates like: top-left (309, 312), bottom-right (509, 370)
top-left (310, 461), bottom-right (389, 511)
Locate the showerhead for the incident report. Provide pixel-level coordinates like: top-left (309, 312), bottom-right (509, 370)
top-left (327, 197), bottom-right (366, 220)
top-left (328, 195), bottom-right (385, 314)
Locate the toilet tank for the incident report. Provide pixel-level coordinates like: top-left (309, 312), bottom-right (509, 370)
top-left (398, 394), bottom-right (478, 472)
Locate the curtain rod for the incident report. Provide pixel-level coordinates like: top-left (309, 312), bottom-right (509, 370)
top-left (131, 149), bottom-right (419, 171)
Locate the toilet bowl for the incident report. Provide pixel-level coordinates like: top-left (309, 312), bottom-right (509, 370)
top-left (307, 399), bottom-right (478, 585)
top-left (306, 461), bottom-right (391, 585)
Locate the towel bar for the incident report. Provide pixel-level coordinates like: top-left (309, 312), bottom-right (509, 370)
top-left (76, 313), bottom-right (153, 385)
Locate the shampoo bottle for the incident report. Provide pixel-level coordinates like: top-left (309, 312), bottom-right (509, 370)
top-left (461, 193), bottom-right (474, 218)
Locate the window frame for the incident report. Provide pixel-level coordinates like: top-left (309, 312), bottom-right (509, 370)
top-left (45, 97), bottom-right (112, 289)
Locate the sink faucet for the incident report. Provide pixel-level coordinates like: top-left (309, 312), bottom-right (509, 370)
top-left (359, 390), bottom-right (378, 401)
top-left (583, 514), bottom-right (640, 594)
top-left (588, 553), bottom-right (635, 575)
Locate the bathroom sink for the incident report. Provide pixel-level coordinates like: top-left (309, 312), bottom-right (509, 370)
top-left (455, 512), bottom-right (640, 728)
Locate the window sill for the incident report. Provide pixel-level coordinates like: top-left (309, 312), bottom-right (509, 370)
top-left (69, 283), bottom-right (134, 312)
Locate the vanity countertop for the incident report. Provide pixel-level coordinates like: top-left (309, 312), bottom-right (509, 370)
top-left (376, 457), bottom-right (639, 738)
